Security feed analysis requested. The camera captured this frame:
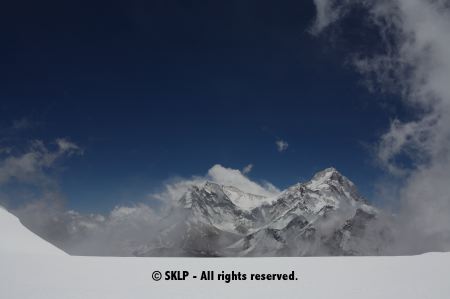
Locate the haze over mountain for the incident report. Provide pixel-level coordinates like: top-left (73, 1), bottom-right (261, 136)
top-left (135, 167), bottom-right (388, 257)
top-left (1, 195), bottom-right (450, 299)
top-left (12, 167), bottom-right (390, 257)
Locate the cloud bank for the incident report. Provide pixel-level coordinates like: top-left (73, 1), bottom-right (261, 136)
top-left (312, 0), bottom-right (450, 253)
top-left (11, 163), bottom-right (280, 256)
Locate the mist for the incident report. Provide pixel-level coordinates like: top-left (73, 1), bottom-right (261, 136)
top-left (312, 0), bottom-right (450, 254)
top-left (9, 164), bottom-right (281, 256)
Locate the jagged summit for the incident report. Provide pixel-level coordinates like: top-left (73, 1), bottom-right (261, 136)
top-left (314, 166), bottom-right (339, 176)
top-left (178, 168), bottom-right (365, 218)
top-left (180, 181), bottom-right (275, 211)
top-left (136, 168), bottom-right (384, 257)
top-left (1, 168), bottom-right (384, 257)
top-left (308, 167), bottom-right (348, 187)
top-left (305, 167), bottom-right (363, 202)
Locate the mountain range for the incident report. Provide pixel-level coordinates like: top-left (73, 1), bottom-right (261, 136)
top-left (133, 168), bottom-right (390, 257)
top-left (2, 200), bottom-right (448, 298)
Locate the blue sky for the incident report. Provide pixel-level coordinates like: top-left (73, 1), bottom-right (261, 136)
top-left (0, 0), bottom-right (408, 212)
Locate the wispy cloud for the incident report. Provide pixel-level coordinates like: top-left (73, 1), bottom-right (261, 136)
top-left (0, 138), bottom-right (82, 186)
top-left (312, 0), bottom-right (450, 253)
top-left (276, 140), bottom-right (289, 152)
top-left (151, 164), bottom-right (280, 204)
top-left (242, 164), bottom-right (253, 175)
top-left (11, 117), bottom-right (36, 131)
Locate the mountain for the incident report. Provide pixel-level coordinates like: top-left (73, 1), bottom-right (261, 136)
top-left (2, 203), bottom-right (449, 298)
top-left (135, 168), bottom-right (389, 257)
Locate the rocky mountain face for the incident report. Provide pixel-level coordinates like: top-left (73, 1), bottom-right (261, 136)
top-left (135, 168), bottom-right (390, 257)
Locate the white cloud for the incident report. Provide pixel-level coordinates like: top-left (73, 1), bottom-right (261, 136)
top-left (242, 164), bottom-right (253, 175)
top-left (0, 138), bottom-right (82, 186)
top-left (312, 0), bottom-right (450, 252)
top-left (276, 140), bottom-right (289, 152)
top-left (207, 164), bottom-right (279, 196)
top-left (150, 175), bottom-right (204, 204)
top-left (14, 200), bottom-right (163, 256)
top-left (150, 164), bottom-right (280, 205)
top-left (310, 0), bottom-right (351, 35)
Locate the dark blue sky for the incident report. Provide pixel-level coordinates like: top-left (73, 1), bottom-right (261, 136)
top-left (0, 0), bottom-right (405, 212)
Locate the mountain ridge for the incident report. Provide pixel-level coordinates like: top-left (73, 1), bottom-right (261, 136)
top-left (135, 167), bottom-right (387, 257)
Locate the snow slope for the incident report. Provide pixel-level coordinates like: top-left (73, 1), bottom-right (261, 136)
top-left (1, 206), bottom-right (450, 298)
top-left (0, 206), bottom-right (66, 256)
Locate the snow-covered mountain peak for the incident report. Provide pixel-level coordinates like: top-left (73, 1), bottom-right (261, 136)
top-left (222, 185), bottom-right (276, 211)
top-left (304, 167), bottom-right (362, 202)
top-left (136, 169), bottom-right (382, 257)
top-left (178, 181), bottom-right (276, 212)
top-left (178, 181), bottom-right (229, 209)
top-left (307, 167), bottom-right (344, 187)
top-left (203, 181), bottom-right (223, 192)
